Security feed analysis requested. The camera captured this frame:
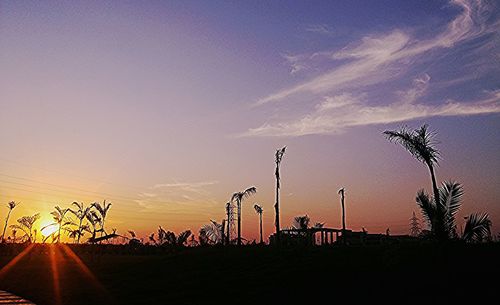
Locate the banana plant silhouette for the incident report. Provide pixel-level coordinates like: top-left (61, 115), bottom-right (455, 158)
top-left (92, 200), bottom-right (112, 237)
top-left (42, 206), bottom-right (72, 243)
top-left (70, 202), bottom-right (91, 243)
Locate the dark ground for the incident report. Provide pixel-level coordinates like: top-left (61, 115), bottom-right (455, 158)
top-left (1, 243), bottom-right (499, 305)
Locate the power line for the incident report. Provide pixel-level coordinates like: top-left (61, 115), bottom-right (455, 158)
top-left (0, 157), bottom-right (147, 191)
top-left (0, 175), bottom-right (140, 202)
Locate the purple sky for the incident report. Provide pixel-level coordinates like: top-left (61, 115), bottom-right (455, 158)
top-left (0, 0), bottom-right (499, 240)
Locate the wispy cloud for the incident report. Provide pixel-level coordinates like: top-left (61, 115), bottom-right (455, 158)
top-left (244, 82), bottom-right (500, 137)
top-left (134, 180), bottom-right (219, 209)
top-left (256, 0), bottom-right (491, 106)
top-left (243, 0), bottom-right (499, 137)
top-left (282, 53), bottom-right (309, 75)
top-left (304, 24), bottom-right (333, 35)
top-left (152, 181), bottom-right (218, 190)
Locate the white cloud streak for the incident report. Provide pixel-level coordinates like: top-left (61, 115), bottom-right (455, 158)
top-left (244, 84), bottom-right (500, 137)
top-left (256, 0), bottom-right (489, 106)
top-left (243, 0), bottom-right (499, 137)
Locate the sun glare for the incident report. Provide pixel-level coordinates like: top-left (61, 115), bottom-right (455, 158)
top-left (40, 222), bottom-right (59, 237)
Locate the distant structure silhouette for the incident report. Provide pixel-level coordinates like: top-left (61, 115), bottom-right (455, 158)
top-left (274, 146), bottom-right (286, 244)
top-left (225, 202), bottom-right (235, 245)
top-left (409, 211), bottom-right (421, 237)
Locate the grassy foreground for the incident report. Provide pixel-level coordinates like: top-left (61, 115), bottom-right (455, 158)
top-left (1, 243), bottom-right (499, 304)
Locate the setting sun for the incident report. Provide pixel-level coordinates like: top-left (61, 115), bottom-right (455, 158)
top-left (40, 222), bottom-right (59, 237)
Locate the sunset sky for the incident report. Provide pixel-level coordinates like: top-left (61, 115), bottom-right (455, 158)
top-left (0, 0), bottom-right (499, 242)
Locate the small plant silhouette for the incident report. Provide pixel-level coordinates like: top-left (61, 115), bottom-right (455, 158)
top-left (1, 201), bottom-right (18, 243)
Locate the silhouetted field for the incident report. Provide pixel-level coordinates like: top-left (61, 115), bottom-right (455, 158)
top-left (1, 243), bottom-right (499, 304)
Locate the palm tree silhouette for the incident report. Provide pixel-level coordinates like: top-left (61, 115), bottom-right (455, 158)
top-left (1, 201), bottom-right (18, 243)
top-left (416, 181), bottom-right (460, 239)
top-left (384, 124), bottom-right (444, 239)
top-left (10, 213), bottom-right (40, 243)
top-left (70, 202), bottom-right (91, 243)
top-left (231, 186), bottom-right (257, 246)
top-left (253, 204), bottom-right (263, 244)
top-left (92, 200), bottom-right (112, 237)
top-left (274, 146), bottom-right (286, 244)
top-left (416, 180), bottom-right (491, 241)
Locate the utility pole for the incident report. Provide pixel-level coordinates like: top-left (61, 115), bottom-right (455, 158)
top-left (225, 202), bottom-right (232, 245)
top-left (409, 211), bottom-right (421, 237)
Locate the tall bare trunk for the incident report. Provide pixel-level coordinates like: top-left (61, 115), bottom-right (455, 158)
top-left (275, 174), bottom-right (280, 244)
top-left (226, 206), bottom-right (230, 245)
top-left (427, 163), bottom-right (444, 239)
top-left (1, 209), bottom-right (12, 242)
top-left (77, 218), bottom-right (83, 244)
top-left (341, 192), bottom-right (346, 244)
top-left (259, 213), bottom-right (263, 244)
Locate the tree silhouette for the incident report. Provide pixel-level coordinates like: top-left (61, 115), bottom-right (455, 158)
top-left (415, 180), bottom-right (491, 242)
top-left (1, 201), bottom-right (18, 243)
top-left (92, 200), bottom-right (112, 237)
top-left (254, 204), bottom-right (263, 244)
top-left (70, 202), bottom-right (91, 243)
top-left (10, 213), bottom-right (40, 243)
top-left (274, 146), bottom-right (286, 244)
top-left (384, 125), bottom-right (443, 239)
top-left (231, 186), bottom-right (257, 246)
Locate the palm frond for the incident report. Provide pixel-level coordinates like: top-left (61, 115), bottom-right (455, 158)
top-left (416, 189), bottom-right (435, 228)
top-left (243, 186), bottom-right (257, 197)
top-left (462, 213), bottom-right (492, 243)
top-left (439, 181), bottom-right (463, 233)
top-left (384, 124), bottom-right (440, 166)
